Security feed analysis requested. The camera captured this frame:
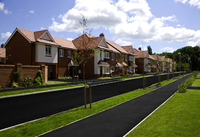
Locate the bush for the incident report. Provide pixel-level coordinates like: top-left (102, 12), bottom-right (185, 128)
top-left (178, 83), bottom-right (187, 93)
top-left (193, 71), bottom-right (199, 78)
top-left (11, 81), bottom-right (19, 88)
top-left (22, 76), bottom-right (34, 87)
top-left (58, 76), bottom-right (72, 80)
top-left (185, 76), bottom-right (195, 86)
top-left (34, 70), bottom-right (44, 85)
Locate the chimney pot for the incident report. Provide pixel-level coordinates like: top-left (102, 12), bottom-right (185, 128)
top-left (100, 33), bottom-right (104, 37)
top-left (138, 47), bottom-right (141, 51)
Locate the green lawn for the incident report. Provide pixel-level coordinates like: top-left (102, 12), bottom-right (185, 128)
top-left (126, 90), bottom-right (200, 137)
top-left (192, 79), bottom-right (200, 86)
top-left (119, 75), bottom-right (152, 81)
top-left (45, 81), bottom-right (69, 85)
top-left (0, 84), bottom-right (85, 97)
top-left (0, 88), bottom-right (154, 137)
top-left (196, 75), bottom-right (200, 79)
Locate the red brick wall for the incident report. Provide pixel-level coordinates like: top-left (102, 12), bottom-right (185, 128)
top-left (58, 48), bottom-right (73, 77)
top-left (135, 58), bottom-right (144, 73)
top-left (0, 63), bottom-right (47, 88)
top-left (6, 31), bottom-right (33, 65)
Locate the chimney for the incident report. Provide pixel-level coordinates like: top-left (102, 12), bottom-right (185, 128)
top-left (138, 47), bottom-right (141, 51)
top-left (99, 33), bottom-right (104, 37)
top-left (1, 44), bottom-right (4, 48)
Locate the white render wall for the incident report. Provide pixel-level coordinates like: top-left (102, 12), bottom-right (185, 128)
top-left (35, 43), bottom-right (58, 63)
top-left (94, 49), bottom-right (100, 74)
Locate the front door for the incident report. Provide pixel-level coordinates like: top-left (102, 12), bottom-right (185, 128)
top-left (100, 66), bottom-right (103, 77)
top-left (48, 65), bottom-right (53, 79)
top-left (70, 67), bottom-right (74, 77)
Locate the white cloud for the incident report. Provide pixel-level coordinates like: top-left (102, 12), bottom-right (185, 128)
top-left (67, 38), bottom-right (74, 41)
top-left (29, 10), bottom-right (34, 13)
top-left (115, 38), bottom-right (132, 45)
top-left (0, 32), bottom-right (11, 38)
top-left (0, 2), bottom-right (4, 10)
top-left (185, 40), bottom-right (200, 47)
top-left (175, 0), bottom-right (200, 8)
top-left (40, 27), bottom-right (45, 30)
top-left (160, 47), bottom-right (176, 53)
top-left (49, 0), bottom-right (200, 43)
top-left (0, 2), bottom-right (11, 14)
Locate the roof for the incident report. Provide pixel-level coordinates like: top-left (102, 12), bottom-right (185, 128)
top-left (0, 47), bottom-right (5, 58)
top-left (98, 60), bottom-right (110, 66)
top-left (53, 36), bottom-right (76, 49)
top-left (4, 28), bottom-right (74, 49)
top-left (106, 39), bottom-right (128, 54)
top-left (134, 48), bottom-right (149, 58)
top-left (122, 46), bottom-right (136, 56)
top-left (151, 55), bottom-right (159, 60)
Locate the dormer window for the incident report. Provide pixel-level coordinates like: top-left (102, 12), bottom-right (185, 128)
top-left (125, 55), bottom-right (127, 61)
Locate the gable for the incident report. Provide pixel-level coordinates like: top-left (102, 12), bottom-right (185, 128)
top-left (98, 38), bottom-right (108, 48)
top-left (39, 31), bottom-right (54, 42)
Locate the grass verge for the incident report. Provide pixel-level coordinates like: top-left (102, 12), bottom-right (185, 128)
top-left (0, 84), bottom-right (85, 97)
top-left (45, 81), bottom-right (69, 85)
top-left (119, 75), bottom-right (152, 81)
top-left (0, 88), bottom-right (154, 137)
top-left (126, 89), bottom-right (200, 137)
top-left (192, 79), bottom-right (200, 86)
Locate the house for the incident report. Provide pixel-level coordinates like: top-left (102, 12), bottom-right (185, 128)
top-left (3, 28), bottom-right (76, 79)
top-left (122, 46), bottom-right (137, 74)
top-left (106, 39), bottom-right (130, 76)
top-left (0, 44), bottom-right (6, 64)
top-left (134, 48), bottom-right (156, 73)
top-left (72, 33), bottom-right (131, 78)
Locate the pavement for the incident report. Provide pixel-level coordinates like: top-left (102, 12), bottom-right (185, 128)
top-left (0, 73), bottom-right (184, 130)
top-left (39, 74), bottom-right (192, 137)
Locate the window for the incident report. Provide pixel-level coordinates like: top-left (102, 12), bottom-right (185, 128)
top-left (112, 53), bottom-right (115, 61)
top-left (100, 51), bottom-right (102, 60)
top-left (125, 55), bottom-right (127, 61)
top-left (104, 52), bottom-right (110, 59)
top-left (129, 66), bottom-right (132, 72)
top-left (105, 67), bottom-right (110, 74)
top-left (67, 51), bottom-right (71, 58)
top-left (116, 54), bottom-right (118, 61)
top-left (45, 46), bottom-right (51, 56)
top-left (60, 49), bottom-right (64, 57)
top-left (129, 56), bottom-right (132, 61)
top-left (112, 66), bottom-right (115, 72)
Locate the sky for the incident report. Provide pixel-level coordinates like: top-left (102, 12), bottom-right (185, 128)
top-left (1, 0), bottom-right (200, 53)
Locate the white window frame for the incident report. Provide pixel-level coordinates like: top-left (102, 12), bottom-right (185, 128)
top-left (104, 52), bottom-right (110, 59)
top-left (105, 66), bottom-right (110, 74)
top-left (112, 66), bottom-right (115, 72)
top-left (60, 49), bottom-right (64, 57)
top-left (125, 55), bottom-right (127, 61)
top-left (67, 51), bottom-right (71, 58)
top-left (112, 53), bottom-right (115, 61)
top-left (129, 56), bottom-right (132, 61)
top-left (45, 46), bottom-right (51, 56)
top-left (116, 54), bottom-right (118, 61)
top-left (129, 66), bottom-right (132, 72)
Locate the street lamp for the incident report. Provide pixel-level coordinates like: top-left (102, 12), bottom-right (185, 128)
top-left (178, 52), bottom-right (181, 76)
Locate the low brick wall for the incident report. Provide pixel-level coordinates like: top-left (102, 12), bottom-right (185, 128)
top-left (0, 63), bottom-right (47, 88)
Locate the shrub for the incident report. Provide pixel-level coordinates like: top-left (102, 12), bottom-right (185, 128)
top-left (178, 83), bottom-right (187, 93)
top-left (193, 71), bottom-right (199, 78)
top-left (185, 76), bottom-right (195, 86)
top-left (22, 76), bottom-right (34, 87)
top-left (11, 81), bottom-right (19, 88)
top-left (34, 70), bottom-right (44, 85)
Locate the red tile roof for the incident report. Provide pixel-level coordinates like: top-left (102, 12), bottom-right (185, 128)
top-left (122, 46), bottom-right (136, 56)
top-left (106, 39), bottom-right (128, 54)
top-left (8, 28), bottom-right (75, 49)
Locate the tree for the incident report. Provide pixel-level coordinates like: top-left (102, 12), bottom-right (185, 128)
top-left (147, 45), bottom-right (152, 55)
top-left (72, 14), bottom-right (95, 85)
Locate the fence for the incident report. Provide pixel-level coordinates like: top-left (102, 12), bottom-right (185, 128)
top-left (0, 63), bottom-right (47, 88)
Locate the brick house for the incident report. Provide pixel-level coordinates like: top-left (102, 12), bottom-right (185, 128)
top-left (121, 46), bottom-right (137, 74)
top-left (134, 48), bottom-right (156, 73)
top-left (3, 28), bottom-right (76, 79)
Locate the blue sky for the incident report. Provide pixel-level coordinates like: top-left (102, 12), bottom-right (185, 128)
top-left (1, 0), bottom-right (200, 53)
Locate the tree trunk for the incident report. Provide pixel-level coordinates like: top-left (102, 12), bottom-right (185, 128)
top-left (83, 63), bottom-right (86, 85)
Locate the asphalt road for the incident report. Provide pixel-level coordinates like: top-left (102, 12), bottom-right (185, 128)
top-left (40, 74), bottom-right (192, 137)
top-left (0, 73), bottom-right (183, 130)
